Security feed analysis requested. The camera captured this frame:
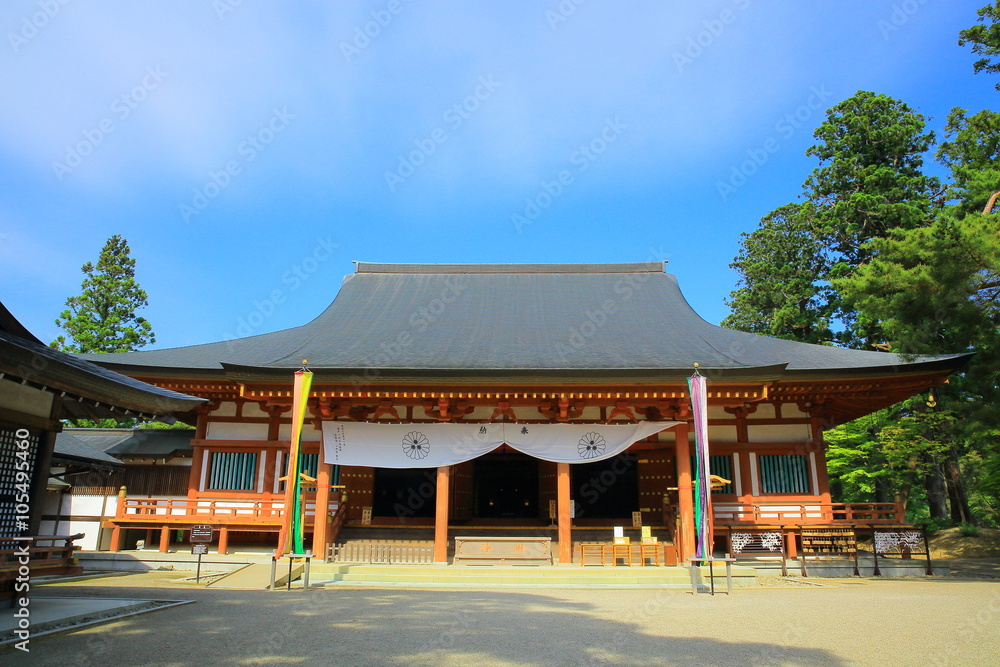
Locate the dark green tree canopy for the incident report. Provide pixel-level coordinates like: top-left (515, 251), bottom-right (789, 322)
top-left (51, 235), bottom-right (156, 353)
top-left (804, 90), bottom-right (939, 267)
top-left (959, 0), bottom-right (1000, 89)
top-left (723, 203), bottom-right (833, 344)
top-left (937, 108), bottom-right (1000, 213)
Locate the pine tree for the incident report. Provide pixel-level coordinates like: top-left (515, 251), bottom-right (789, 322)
top-left (959, 1), bottom-right (1000, 90)
top-left (722, 203), bottom-right (833, 344)
top-left (52, 235), bottom-right (155, 353)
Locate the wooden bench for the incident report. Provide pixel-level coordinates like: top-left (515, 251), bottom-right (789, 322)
top-left (1, 534), bottom-right (85, 601)
top-left (579, 542), bottom-right (677, 567)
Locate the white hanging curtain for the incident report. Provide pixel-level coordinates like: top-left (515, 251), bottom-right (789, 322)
top-left (321, 421), bottom-right (679, 469)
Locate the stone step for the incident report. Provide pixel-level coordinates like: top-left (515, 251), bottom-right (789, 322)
top-left (309, 563), bottom-right (756, 588)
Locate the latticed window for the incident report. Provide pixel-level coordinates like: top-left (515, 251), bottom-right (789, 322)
top-left (759, 454), bottom-right (810, 494)
top-left (0, 427), bottom-right (40, 541)
top-left (208, 451), bottom-right (258, 490)
top-left (690, 454), bottom-right (733, 494)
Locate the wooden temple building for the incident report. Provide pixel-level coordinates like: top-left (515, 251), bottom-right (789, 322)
top-left (0, 301), bottom-right (201, 597)
top-left (78, 262), bottom-right (967, 565)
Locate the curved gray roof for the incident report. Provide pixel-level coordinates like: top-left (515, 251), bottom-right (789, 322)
top-left (0, 301), bottom-right (205, 419)
top-left (80, 263), bottom-right (969, 383)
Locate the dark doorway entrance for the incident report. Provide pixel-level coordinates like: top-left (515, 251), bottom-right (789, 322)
top-left (572, 452), bottom-right (639, 519)
top-left (474, 455), bottom-right (539, 519)
top-left (373, 467), bottom-right (436, 518)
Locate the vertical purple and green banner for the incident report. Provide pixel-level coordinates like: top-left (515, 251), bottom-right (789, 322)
top-left (277, 369), bottom-right (313, 556)
top-left (688, 372), bottom-right (713, 558)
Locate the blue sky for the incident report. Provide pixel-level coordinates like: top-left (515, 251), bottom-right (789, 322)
top-left (2, 1), bottom-right (997, 351)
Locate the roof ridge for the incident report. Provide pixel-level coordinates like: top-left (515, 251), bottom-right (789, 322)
top-left (354, 261), bottom-right (666, 274)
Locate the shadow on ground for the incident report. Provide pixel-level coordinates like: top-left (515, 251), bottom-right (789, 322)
top-left (3, 581), bottom-right (845, 666)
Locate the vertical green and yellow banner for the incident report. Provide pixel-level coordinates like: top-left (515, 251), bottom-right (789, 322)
top-left (277, 367), bottom-right (313, 556)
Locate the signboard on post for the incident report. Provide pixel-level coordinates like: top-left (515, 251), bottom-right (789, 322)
top-left (190, 525), bottom-right (214, 543)
top-left (191, 543), bottom-right (209, 555)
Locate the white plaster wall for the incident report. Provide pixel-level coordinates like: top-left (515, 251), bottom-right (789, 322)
top-left (241, 401), bottom-right (270, 418)
top-left (278, 422), bottom-right (322, 442)
top-left (708, 425), bottom-right (738, 443)
top-left (206, 421), bottom-right (268, 440)
top-left (707, 406), bottom-right (729, 420)
top-left (780, 404), bottom-right (809, 418)
top-left (463, 406), bottom-right (494, 420)
top-left (64, 495), bottom-right (109, 516)
top-left (212, 401), bottom-right (238, 417)
top-left (747, 423), bottom-right (812, 442)
top-left (748, 403), bottom-right (776, 419)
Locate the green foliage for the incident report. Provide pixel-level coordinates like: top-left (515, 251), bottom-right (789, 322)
top-left (723, 203), bottom-right (833, 343)
top-left (959, 522), bottom-right (981, 537)
top-left (959, 1), bottom-right (1000, 89)
top-left (138, 419), bottom-right (195, 430)
top-left (51, 235), bottom-right (155, 353)
top-left (729, 5), bottom-right (1000, 527)
top-left (937, 108), bottom-right (1000, 213)
top-left (922, 517), bottom-right (951, 535)
top-left (805, 91), bottom-right (939, 268)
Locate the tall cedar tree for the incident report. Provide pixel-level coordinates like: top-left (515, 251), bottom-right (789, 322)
top-left (52, 235), bottom-right (155, 353)
top-left (805, 91), bottom-right (939, 270)
top-left (722, 203), bottom-right (833, 344)
top-left (725, 91), bottom-right (939, 349)
top-left (828, 5), bottom-right (1000, 525)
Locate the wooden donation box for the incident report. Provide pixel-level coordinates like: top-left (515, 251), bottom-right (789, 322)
top-left (453, 536), bottom-right (553, 564)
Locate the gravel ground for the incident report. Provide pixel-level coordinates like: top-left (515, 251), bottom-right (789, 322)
top-left (3, 572), bottom-right (999, 666)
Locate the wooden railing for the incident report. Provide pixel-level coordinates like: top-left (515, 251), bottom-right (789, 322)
top-left (329, 542), bottom-right (434, 564)
top-left (712, 502), bottom-right (904, 525)
top-left (328, 500), bottom-right (349, 546)
top-left (115, 495), bottom-right (343, 526)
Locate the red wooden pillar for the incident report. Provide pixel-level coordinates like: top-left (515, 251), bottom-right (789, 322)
top-left (110, 525), bottom-right (122, 552)
top-left (159, 525), bottom-right (171, 553)
top-left (311, 463), bottom-right (333, 558)
top-left (188, 446), bottom-right (205, 498)
top-left (557, 462), bottom-right (572, 564)
top-left (434, 466), bottom-right (451, 563)
top-left (674, 424), bottom-right (695, 562)
top-left (218, 527), bottom-right (229, 555)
